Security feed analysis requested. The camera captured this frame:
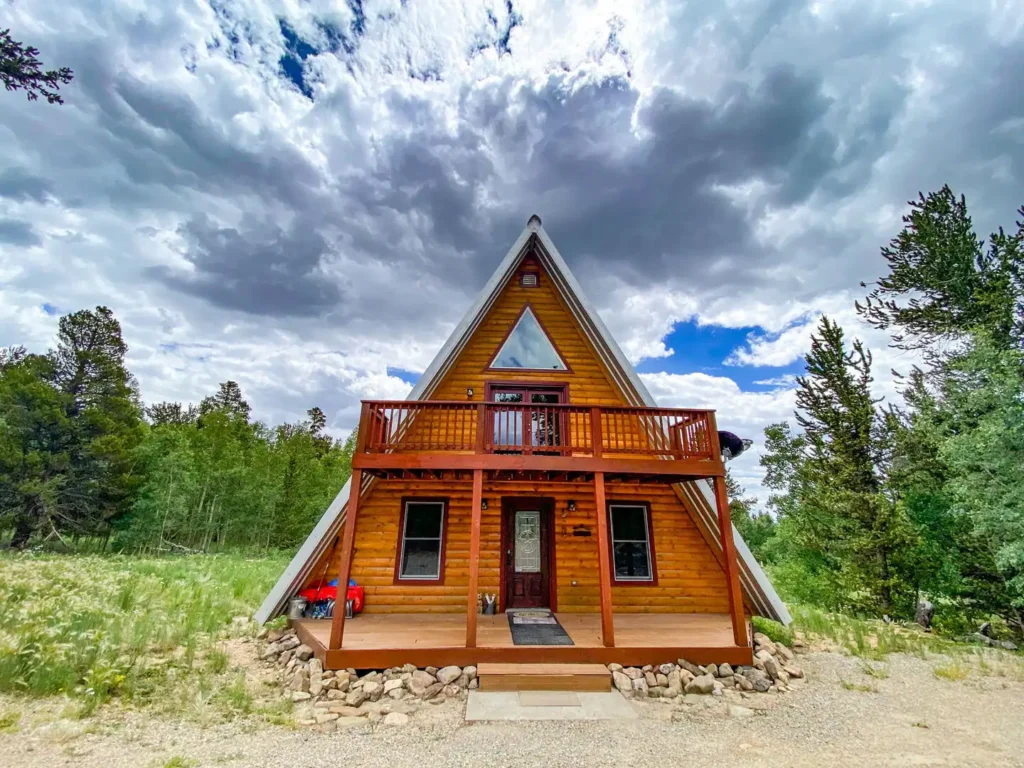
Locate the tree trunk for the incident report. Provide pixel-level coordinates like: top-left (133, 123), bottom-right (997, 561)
top-left (9, 515), bottom-right (35, 549)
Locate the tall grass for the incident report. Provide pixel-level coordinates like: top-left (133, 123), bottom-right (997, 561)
top-left (0, 552), bottom-right (288, 716)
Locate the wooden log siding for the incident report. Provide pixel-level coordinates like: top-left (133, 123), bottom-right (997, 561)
top-left (304, 479), bottom-right (743, 616)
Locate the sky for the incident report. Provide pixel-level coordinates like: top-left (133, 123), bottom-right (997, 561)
top-left (1, 0), bottom-right (1023, 506)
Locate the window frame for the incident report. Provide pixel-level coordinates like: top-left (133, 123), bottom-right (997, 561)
top-left (606, 501), bottom-right (658, 585)
top-left (393, 497), bottom-right (449, 585)
top-left (484, 303), bottom-right (574, 374)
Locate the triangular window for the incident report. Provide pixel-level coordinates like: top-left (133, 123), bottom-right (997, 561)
top-left (490, 307), bottom-right (568, 370)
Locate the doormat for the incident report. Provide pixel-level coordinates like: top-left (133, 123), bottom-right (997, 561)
top-left (507, 610), bottom-right (574, 646)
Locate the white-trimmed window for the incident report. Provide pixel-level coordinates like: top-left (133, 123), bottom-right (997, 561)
top-left (608, 503), bottom-right (655, 583)
top-left (397, 499), bottom-right (447, 581)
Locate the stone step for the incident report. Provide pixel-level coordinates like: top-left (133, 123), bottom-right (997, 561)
top-left (476, 663), bottom-right (611, 692)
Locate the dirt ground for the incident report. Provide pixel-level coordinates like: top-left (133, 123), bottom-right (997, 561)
top-left (4, 650), bottom-right (1024, 768)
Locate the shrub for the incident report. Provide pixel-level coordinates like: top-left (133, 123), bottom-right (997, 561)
top-left (752, 615), bottom-right (794, 646)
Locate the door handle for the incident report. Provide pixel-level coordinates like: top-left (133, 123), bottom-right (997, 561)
top-left (506, 548), bottom-right (512, 566)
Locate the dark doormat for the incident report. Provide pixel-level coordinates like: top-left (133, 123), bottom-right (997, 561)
top-left (507, 609), bottom-right (575, 646)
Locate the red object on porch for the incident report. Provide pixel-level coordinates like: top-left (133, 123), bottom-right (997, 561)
top-left (300, 583), bottom-right (364, 613)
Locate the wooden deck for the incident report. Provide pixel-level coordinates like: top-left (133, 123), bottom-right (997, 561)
top-left (292, 612), bottom-right (752, 669)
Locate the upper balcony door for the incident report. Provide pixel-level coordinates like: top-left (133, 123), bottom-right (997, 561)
top-left (486, 382), bottom-right (567, 455)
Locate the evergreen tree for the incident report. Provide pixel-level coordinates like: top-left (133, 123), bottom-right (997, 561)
top-left (726, 470), bottom-right (776, 562)
top-left (200, 381), bottom-right (251, 422)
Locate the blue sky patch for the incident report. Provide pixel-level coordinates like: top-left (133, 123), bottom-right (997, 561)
top-left (387, 366), bottom-right (421, 387)
top-left (41, 302), bottom-right (58, 316)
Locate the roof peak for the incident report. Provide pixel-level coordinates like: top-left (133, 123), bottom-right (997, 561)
top-left (527, 214), bottom-right (542, 232)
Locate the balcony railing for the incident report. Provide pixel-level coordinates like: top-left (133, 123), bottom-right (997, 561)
top-left (354, 400), bottom-right (720, 462)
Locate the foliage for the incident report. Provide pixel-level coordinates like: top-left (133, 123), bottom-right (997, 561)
top-left (751, 615), bottom-right (793, 647)
top-left (0, 306), bottom-right (355, 552)
top-left (0, 551), bottom-right (288, 719)
top-left (0, 28), bottom-right (73, 104)
top-left (726, 470), bottom-right (776, 562)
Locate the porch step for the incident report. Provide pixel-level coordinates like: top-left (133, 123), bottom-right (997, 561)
top-left (476, 663), bottom-right (611, 692)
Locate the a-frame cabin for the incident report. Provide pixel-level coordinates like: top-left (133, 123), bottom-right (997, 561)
top-left (257, 216), bottom-right (789, 671)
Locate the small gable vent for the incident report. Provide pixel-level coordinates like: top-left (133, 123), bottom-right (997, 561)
top-left (520, 272), bottom-right (539, 288)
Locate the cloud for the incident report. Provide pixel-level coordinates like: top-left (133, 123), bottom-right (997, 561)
top-left (0, 0), bottom-right (1019, 506)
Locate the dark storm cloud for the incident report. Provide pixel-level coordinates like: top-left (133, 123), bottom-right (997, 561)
top-left (151, 214), bottom-right (340, 317)
top-left (0, 219), bottom-right (42, 246)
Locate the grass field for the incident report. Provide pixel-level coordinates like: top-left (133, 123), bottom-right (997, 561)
top-left (0, 551), bottom-right (290, 721)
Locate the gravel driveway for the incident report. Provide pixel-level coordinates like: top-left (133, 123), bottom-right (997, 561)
top-left (4, 651), bottom-right (1024, 768)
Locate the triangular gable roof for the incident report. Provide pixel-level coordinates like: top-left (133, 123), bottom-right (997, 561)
top-left (255, 216), bottom-right (790, 625)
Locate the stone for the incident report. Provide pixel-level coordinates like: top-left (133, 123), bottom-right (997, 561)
top-left (411, 670), bottom-right (436, 688)
top-left (631, 677), bottom-right (649, 695)
top-left (728, 704), bottom-right (755, 718)
top-left (752, 656), bottom-right (765, 671)
top-left (782, 664), bottom-right (804, 679)
top-left (328, 704), bottom-right (365, 717)
top-left (644, 672), bottom-right (658, 688)
top-left (677, 659), bottom-right (702, 677)
top-left (294, 644), bottom-right (314, 662)
top-left (383, 712), bottom-right (410, 726)
top-left (289, 668), bottom-right (310, 693)
top-left (762, 655), bottom-right (788, 684)
top-left (345, 689), bottom-right (369, 707)
top-left (260, 645), bottom-right (280, 661)
top-left (658, 663), bottom-right (675, 676)
top-left (666, 670), bottom-right (683, 697)
top-left (267, 628), bottom-right (285, 642)
top-left (1001, 640), bottom-right (1019, 651)
top-left (463, 665), bottom-right (478, 680)
top-left (362, 671), bottom-right (381, 683)
top-left (742, 667), bottom-right (772, 692)
top-left (315, 712), bottom-right (339, 724)
top-left (335, 677), bottom-right (350, 693)
top-left (642, 664), bottom-right (653, 673)
top-left (469, 678), bottom-right (479, 689)
top-left (277, 634), bottom-right (301, 652)
top-left (316, 720), bottom-right (337, 733)
top-left (734, 675), bottom-right (754, 691)
top-left (753, 633), bottom-right (777, 655)
top-left (684, 674), bottom-right (715, 695)
top-left (647, 687), bottom-right (663, 698)
top-left (327, 689), bottom-right (346, 700)
top-left (436, 666), bottom-right (462, 685)
top-left (308, 659), bottom-right (324, 697)
top-left (387, 687), bottom-right (406, 700)
top-left (422, 682), bottom-right (444, 700)
top-left (655, 673), bottom-right (669, 687)
top-left (706, 663), bottom-right (719, 678)
top-left (612, 671), bottom-right (632, 693)
top-left (679, 669), bottom-right (695, 684)
top-left (384, 679), bottom-right (404, 694)
top-left (363, 681), bottom-right (383, 701)
top-left (292, 690), bottom-right (312, 702)
top-left (425, 666), bottom-right (438, 676)
top-left (402, 664), bottom-right (418, 674)
top-left (336, 717), bottom-right (367, 729)
top-left (624, 667), bottom-right (642, 680)
top-left (771, 645), bottom-right (791, 663)
top-left (455, 674), bottom-right (470, 689)
top-left (608, 663), bottom-right (624, 673)
top-left (442, 683), bottom-right (461, 698)
top-left (718, 663), bottom-right (734, 677)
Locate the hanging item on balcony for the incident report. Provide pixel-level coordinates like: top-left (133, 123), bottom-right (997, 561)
top-left (717, 431), bottom-right (753, 461)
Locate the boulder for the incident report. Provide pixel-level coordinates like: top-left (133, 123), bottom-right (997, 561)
top-left (684, 674), bottom-right (715, 695)
top-left (774, 644), bottom-right (794, 663)
top-left (658, 663), bottom-right (675, 676)
top-left (742, 667), bottom-right (772, 692)
top-left (410, 670), bottom-right (436, 689)
top-left (383, 712), bottom-right (410, 726)
top-left (655, 673), bottom-right (669, 687)
top-left (345, 689), bottom-right (369, 707)
top-left (607, 663), bottom-right (624, 673)
top-left (363, 681), bottom-right (383, 701)
top-left (289, 668), bottom-right (310, 693)
top-left (294, 644), bottom-right (314, 662)
top-left (436, 666), bottom-right (462, 685)
top-left (734, 674), bottom-right (754, 691)
top-left (782, 664), bottom-right (804, 679)
top-left (277, 634), bottom-right (301, 652)
top-left (361, 671), bottom-right (381, 683)
top-left (666, 670), bottom-right (683, 697)
top-left (677, 659), bottom-right (702, 677)
top-left (624, 667), bottom-right (643, 680)
top-left (422, 682), bottom-right (444, 700)
top-left (705, 663), bottom-right (719, 678)
top-left (718, 663), bottom-right (734, 678)
top-left (753, 633), bottom-right (777, 655)
top-left (463, 665), bottom-right (478, 680)
top-left (383, 679), bottom-right (404, 694)
top-left (679, 669), bottom-right (695, 684)
top-left (612, 671), bottom-right (632, 693)
top-left (402, 664), bottom-right (418, 674)
top-left (308, 659), bottom-right (324, 697)
top-left (425, 666), bottom-right (438, 676)
top-left (326, 689), bottom-right (346, 700)
top-left (644, 672), bottom-right (658, 688)
top-left (631, 677), bottom-right (649, 695)
top-left (762, 655), bottom-right (789, 684)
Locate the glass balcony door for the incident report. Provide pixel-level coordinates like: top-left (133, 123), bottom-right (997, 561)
top-left (489, 385), bottom-right (566, 454)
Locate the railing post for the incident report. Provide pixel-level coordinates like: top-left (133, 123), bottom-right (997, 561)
top-left (465, 469), bottom-right (484, 648)
top-left (593, 471), bottom-right (615, 647)
top-left (476, 403), bottom-right (487, 454)
top-left (590, 407), bottom-right (603, 458)
top-left (713, 473), bottom-right (748, 648)
top-left (356, 402), bottom-right (370, 454)
top-left (329, 469), bottom-right (363, 650)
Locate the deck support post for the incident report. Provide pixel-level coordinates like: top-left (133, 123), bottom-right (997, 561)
top-left (329, 469), bottom-right (363, 650)
top-left (713, 473), bottom-right (748, 647)
top-left (593, 471), bottom-right (615, 647)
top-left (465, 468), bottom-right (484, 648)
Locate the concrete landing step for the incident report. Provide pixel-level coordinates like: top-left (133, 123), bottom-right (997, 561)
top-left (476, 662), bottom-right (611, 692)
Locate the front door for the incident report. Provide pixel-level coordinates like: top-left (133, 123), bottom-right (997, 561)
top-left (501, 498), bottom-right (553, 610)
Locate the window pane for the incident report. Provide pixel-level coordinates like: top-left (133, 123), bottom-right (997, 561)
top-left (611, 506), bottom-right (647, 541)
top-left (401, 539), bottom-right (441, 578)
top-left (613, 542), bottom-right (651, 580)
top-left (404, 503), bottom-right (443, 538)
top-left (490, 307), bottom-right (568, 370)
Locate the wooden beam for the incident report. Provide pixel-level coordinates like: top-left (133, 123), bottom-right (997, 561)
top-left (713, 474), bottom-right (748, 647)
top-left (465, 469), bottom-right (484, 648)
top-left (593, 471), bottom-right (615, 647)
top-left (329, 469), bottom-right (363, 650)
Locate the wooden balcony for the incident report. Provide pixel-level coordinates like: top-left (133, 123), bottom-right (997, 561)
top-left (350, 400), bottom-right (726, 480)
